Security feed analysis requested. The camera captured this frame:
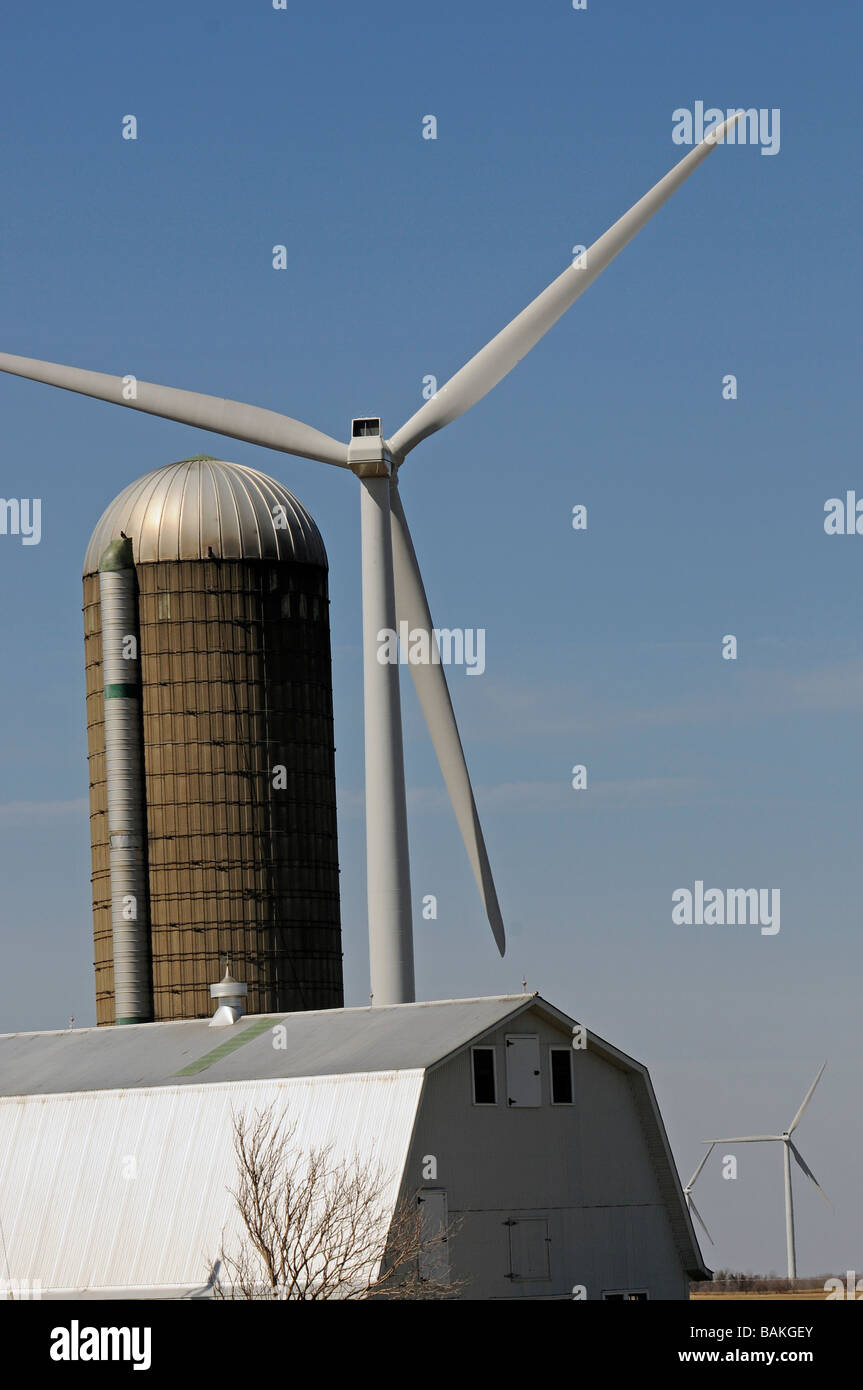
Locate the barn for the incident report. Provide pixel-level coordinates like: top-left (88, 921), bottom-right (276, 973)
top-left (0, 993), bottom-right (708, 1299)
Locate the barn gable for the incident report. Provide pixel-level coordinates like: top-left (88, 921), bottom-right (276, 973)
top-left (406, 997), bottom-right (707, 1298)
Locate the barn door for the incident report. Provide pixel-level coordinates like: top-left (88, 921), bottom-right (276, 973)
top-left (508, 1218), bottom-right (551, 1281)
top-left (418, 1189), bottom-right (450, 1285)
top-left (504, 1034), bottom-right (541, 1106)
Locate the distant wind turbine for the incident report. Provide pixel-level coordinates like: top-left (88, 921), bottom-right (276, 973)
top-left (684, 1142), bottom-right (716, 1245)
top-left (0, 113), bottom-right (744, 1005)
top-left (706, 1062), bottom-right (830, 1279)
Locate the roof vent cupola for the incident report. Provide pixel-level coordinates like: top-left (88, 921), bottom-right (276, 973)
top-left (209, 965), bottom-right (248, 1028)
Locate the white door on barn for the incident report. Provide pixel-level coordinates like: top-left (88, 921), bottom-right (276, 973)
top-left (504, 1034), bottom-right (542, 1106)
top-left (418, 1189), bottom-right (450, 1285)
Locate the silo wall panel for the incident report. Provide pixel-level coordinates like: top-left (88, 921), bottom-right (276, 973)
top-left (83, 557), bottom-right (342, 1024)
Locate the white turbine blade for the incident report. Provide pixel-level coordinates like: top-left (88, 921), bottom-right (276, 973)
top-left (389, 111), bottom-right (744, 460)
top-left (703, 1136), bottom-right (783, 1144)
top-left (686, 1142), bottom-right (715, 1190)
top-left (788, 1062), bottom-right (827, 1136)
top-left (389, 483), bottom-right (505, 956)
top-left (789, 1142), bottom-right (831, 1206)
top-left (0, 352), bottom-right (349, 468)
top-left (687, 1195), bottom-right (714, 1246)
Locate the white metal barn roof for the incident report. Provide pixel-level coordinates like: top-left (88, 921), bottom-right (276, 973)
top-left (0, 995), bottom-right (706, 1296)
top-left (0, 1071), bottom-right (423, 1298)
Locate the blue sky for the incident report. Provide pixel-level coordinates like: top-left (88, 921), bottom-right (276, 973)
top-left (1, 0), bottom-right (860, 1277)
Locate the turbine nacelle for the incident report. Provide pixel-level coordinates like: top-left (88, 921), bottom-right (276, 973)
top-left (348, 418), bottom-right (392, 477)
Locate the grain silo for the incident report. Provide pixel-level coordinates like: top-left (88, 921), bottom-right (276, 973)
top-left (82, 456), bottom-right (343, 1024)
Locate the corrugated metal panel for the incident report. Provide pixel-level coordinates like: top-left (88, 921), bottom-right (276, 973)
top-left (83, 585), bottom-right (113, 1010)
top-left (0, 996), bottom-right (530, 1097)
top-left (82, 458), bottom-right (328, 573)
top-left (0, 1071), bottom-right (423, 1295)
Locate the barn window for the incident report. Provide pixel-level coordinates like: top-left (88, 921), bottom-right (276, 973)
top-left (471, 1047), bottom-right (497, 1105)
top-left (550, 1048), bottom-right (573, 1105)
top-left (602, 1290), bottom-right (649, 1301)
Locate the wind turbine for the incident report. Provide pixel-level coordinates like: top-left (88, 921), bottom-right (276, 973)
top-left (706, 1063), bottom-right (830, 1279)
top-left (0, 113), bottom-right (743, 1006)
top-left (684, 1143), bottom-right (715, 1246)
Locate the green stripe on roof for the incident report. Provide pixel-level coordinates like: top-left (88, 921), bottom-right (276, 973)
top-left (173, 1016), bottom-right (284, 1076)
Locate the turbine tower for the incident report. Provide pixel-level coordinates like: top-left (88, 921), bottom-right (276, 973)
top-left (706, 1063), bottom-right (830, 1279)
top-left (0, 114), bottom-right (743, 1005)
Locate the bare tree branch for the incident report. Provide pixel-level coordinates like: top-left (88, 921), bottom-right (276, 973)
top-left (212, 1105), bottom-right (465, 1300)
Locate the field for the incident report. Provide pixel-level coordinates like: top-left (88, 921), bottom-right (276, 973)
top-left (692, 1290), bottom-right (831, 1301)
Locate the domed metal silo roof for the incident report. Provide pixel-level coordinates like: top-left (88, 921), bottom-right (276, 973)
top-left (83, 456), bottom-right (327, 574)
